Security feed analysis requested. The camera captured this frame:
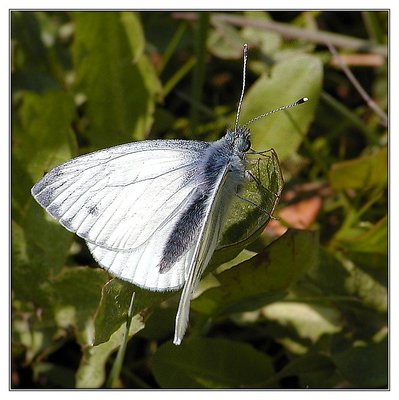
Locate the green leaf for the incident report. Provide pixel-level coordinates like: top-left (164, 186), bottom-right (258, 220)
top-left (138, 306), bottom-right (176, 341)
top-left (332, 336), bottom-right (388, 388)
top-left (13, 90), bottom-right (77, 188)
top-left (328, 147), bottom-right (387, 190)
top-left (343, 258), bottom-right (387, 313)
top-left (262, 302), bottom-right (341, 342)
top-left (266, 353), bottom-right (336, 388)
top-left (210, 149), bottom-right (284, 268)
top-left (306, 247), bottom-right (351, 297)
top-left (192, 229), bottom-right (319, 316)
top-left (52, 267), bottom-right (109, 345)
top-left (340, 216), bottom-right (387, 255)
top-left (239, 54), bottom-right (322, 160)
top-left (93, 279), bottom-right (172, 345)
top-left (120, 12), bottom-right (145, 62)
top-left (12, 90), bottom-right (77, 302)
top-left (152, 338), bottom-right (274, 388)
top-left (72, 11), bottom-right (161, 149)
top-left (308, 248), bottom-right (387, 315)
top-left (76, 314), bottom-right (145, 388)
top-left (11, 11), bottom-right (60, 92)
top-left (33, 362), bottom-right (76, 388)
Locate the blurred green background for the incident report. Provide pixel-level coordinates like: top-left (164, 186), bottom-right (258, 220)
top-left (11, 10), bottom-right (388, 389)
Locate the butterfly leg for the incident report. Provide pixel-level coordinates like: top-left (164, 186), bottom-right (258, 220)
top-left (234, 190), bottom-right (277, 220)
top-left (245, 164), bottom-right (280, 200)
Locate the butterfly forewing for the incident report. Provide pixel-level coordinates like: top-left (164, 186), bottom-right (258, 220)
top-left (31, 140), bottom-right (210, 290)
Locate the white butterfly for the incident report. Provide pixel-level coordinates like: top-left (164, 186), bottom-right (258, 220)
top-left (31, 44), bottom-right (307, 345)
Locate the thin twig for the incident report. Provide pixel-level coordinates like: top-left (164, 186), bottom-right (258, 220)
top-left (173, 12), bottom-right (387, 57)
top-left (327, 42), bottom-right (388, 128)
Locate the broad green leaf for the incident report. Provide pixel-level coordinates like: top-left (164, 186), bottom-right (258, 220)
top-left (262, 302), bottom-right (341, 342)
top-left (332, 336), bottom-right (387, 388)
top-left (138, 306), bottom-right (176, 341)
top-left (328, 147), bottom-right (387, 190)
top-left (76, 314), bottom-right (144, 388)
top-left (120, 12), bottom-right (145, 62)
top-left (52, 267), bottom-right (108, 345)
top-left (152, 338), bottom-right (274, 388)
top-left (32, 362), bottom-right (75, 388)
top-left (307, 248), bottom-right (387, 315)
top-left (11, 11), bottom-right (61, 92)
top-left (219, 150), bottom-right (283, 247)
top-left (306, 248), bottom-right (351, 296)
top-left (72, 11), bottom-right (161, 149)
top-left (93, 279), bottom-right (172, 345)
top-left (210, 149), bottom-right (283, 268)
top-left (12, 90), bottom-right (77, 188)
top-left (192, 229), bottom-right (319, 316)
top-left (348, 252), bottom-right (387, 288)
top-left (343, 257), bottom-right (387, 313)
top-left (266, 353), bottom-right (336, 388)
top-left (339, 216), bottom-right (387, 255)
top-left (239, 54), bottom-right (322, 160)
top-left (12, 90), bottom-right (77, 300)
top-left (12, 90), bottom-right (78, 362)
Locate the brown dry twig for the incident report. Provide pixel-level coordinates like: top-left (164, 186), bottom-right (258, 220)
top-left (326, 42), bottom-right (388, 128)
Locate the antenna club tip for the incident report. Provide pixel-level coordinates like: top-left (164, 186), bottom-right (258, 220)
top-left (297, 97), bottom-right (309, 104)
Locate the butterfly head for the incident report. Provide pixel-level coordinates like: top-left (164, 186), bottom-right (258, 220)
top-left (225, 126), bottom-right (251, 154)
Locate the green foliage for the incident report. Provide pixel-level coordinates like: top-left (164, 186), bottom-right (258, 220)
top-left (11, 11), bottom-right (387, 389)
top-left (240, 54), bottom-right (322, 160)
top-left (152, 338), bottom-right (274, 388)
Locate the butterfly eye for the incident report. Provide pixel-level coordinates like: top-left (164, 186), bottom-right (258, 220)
top-left (243, 139), bottom-right (251, 152)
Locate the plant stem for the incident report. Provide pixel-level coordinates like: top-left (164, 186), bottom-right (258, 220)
top-left (106, 291), bottom-right (136, 388)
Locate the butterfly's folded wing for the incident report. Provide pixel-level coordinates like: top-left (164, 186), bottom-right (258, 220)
top-left (32, 140), bottom-right (209, 290)
top-left (173, 165), bottom-right (231, 344)
top-left (173, 150), bottom-right (284, 344)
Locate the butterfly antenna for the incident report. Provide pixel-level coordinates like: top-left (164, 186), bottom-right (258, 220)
top-left (242, 97), bottom-right (309, 129)
top-left (234, 43), bottom-right (248, 132)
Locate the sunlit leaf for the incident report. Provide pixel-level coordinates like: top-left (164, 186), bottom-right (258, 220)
top-left (262, 302), bottom-right (342, 342)
top-left (239, 54), bottom-right (322, 160)
top-left (76, 314), bottom-right (145, 388)
top-left (329, 147), bottom-right (387, 190)
top-left (340, 216), bottom-right (387, 255)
